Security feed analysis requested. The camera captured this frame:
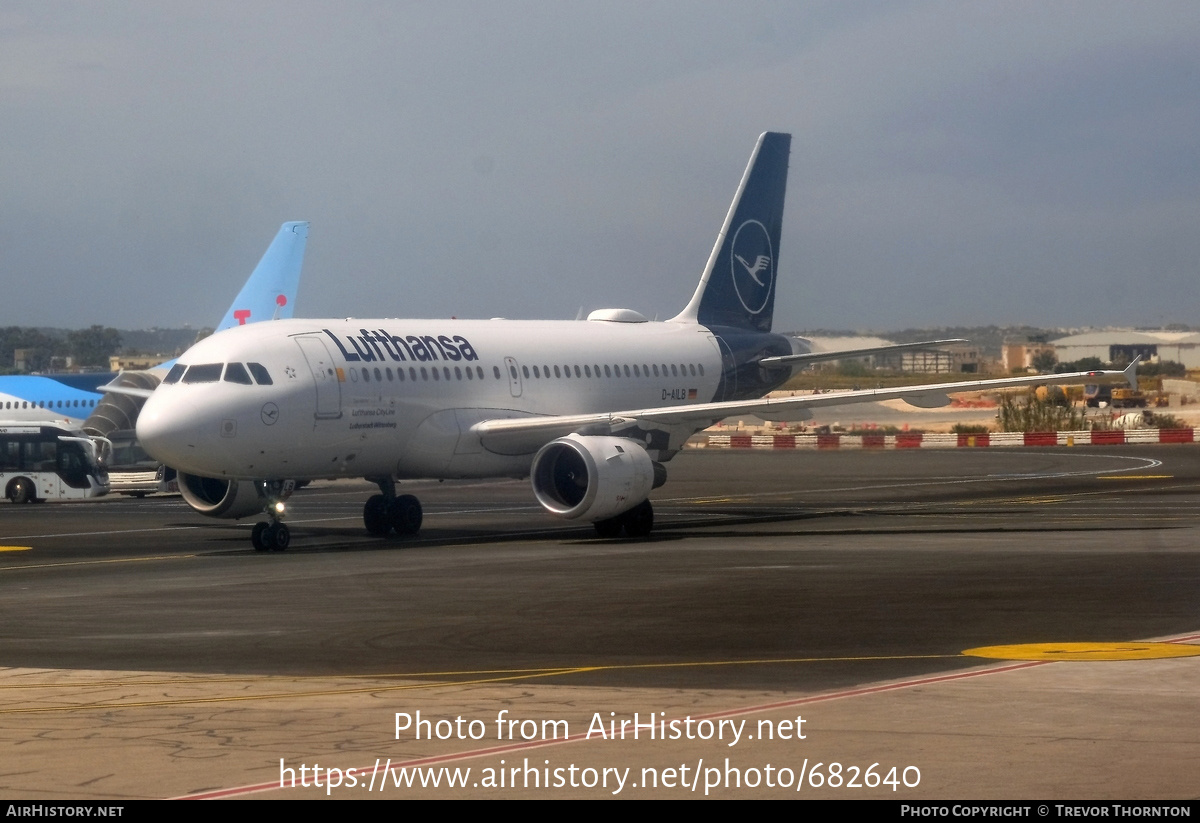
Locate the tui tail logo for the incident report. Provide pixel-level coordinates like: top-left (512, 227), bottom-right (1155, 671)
top-left (730, 219), bottom-right (774, 315)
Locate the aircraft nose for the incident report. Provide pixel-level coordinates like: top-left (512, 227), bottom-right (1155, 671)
top-left (136, 392), bottom-right (200, 469)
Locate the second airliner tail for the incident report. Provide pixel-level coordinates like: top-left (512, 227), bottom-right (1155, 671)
top-left (215, 221), bottom-right (309, 332)
top-left (672, 132), bottom-right (790, 333)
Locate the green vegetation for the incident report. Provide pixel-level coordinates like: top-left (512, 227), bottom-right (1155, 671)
top-left (65, 326), bottom-right (122, 368)
top-left (1030, 350), bottom-right (1058, 373)
top-left (996, 391), bottom-right (1087, 432)
top-left (951, 423), bottom-right (990, 434)
top-left (0, 326), bottom-right (121, 372)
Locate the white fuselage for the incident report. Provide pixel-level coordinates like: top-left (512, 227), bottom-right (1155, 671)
top-left (137, 317), bottom-right (729, 481)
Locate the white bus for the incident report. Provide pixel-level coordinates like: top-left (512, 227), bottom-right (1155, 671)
top-left (98, 429), bottom-right (178, 498)
top-left (0, 423), bottom-right (109, 503)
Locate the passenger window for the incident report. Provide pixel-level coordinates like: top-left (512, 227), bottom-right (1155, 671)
top-left (224, 362), bottom-right (253, 385)
top-left (247, 363), bottom-right (273, 385)
top-left (182, 363), bottom-right (223, 383)
top-left (163, 364), bottom-right (186, 384)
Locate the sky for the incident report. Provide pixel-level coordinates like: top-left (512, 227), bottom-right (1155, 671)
top-left (2, 2), bottom-right (1199, 333)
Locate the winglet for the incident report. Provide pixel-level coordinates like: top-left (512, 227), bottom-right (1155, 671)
top-left (214, 221), bottom-right (309, 332)
top-left (1123, 355), bottom-right (1141, 393)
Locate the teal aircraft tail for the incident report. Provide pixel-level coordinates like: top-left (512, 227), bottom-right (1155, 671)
top-left (215, 221), bottom-right (309, 332)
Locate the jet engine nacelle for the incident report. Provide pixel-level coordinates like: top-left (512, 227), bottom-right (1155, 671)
top-left (531, 434), bottom-right (664, 522)
top-left (178, 473), bottom-right (263, 519)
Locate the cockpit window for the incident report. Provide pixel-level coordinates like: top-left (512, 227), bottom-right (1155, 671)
top-left (247, 362), bottom-right (273, 385)
top-left (181, 363), bottom-right (223, 383)
top-left (163, 364), bottom-right (186, 384)
top-left (223, 362), bottom-right (253, 385)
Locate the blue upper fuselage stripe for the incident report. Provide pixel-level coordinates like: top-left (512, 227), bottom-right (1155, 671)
top-left (0, 373), bottom-right (115, 398)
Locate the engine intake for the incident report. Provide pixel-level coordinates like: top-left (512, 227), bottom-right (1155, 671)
top-left (178, 473), bottom-right (263, 519)
top-left (531, 434), bottom-right (662, 522)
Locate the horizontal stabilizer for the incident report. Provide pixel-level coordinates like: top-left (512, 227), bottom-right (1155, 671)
top-left (758, 339), bottom-right (968, 368)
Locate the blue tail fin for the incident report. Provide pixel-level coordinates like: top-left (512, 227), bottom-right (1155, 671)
top-left (214, 221), bottom-right (309, 332)
top-left (672, 132), bottom-right (790, 332)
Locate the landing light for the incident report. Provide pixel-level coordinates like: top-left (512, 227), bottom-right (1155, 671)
top-left (274, 501), bottom-right (286, 514)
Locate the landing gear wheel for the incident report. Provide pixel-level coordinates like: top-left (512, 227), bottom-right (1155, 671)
top-left (593, 500), bottom-right (654, 539)
top-left (390, 494), bottom-right (423, 535)
top-left (8, 478), bottom-right (34, 504)
top-left (622, 500), bottom-right (654, 538)
top-left (364, 494), bottom-right (391, 535)
top-left (251, 522), bottom-right (269, 552)
top-left (593, 516), bottom-right (623, 539)
top-left (269, 523), bottom-right (290, 551)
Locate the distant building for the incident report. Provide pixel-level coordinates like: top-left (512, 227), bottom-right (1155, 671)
top-left (798, 336), bottom-right (981, 373)
top-left (1050, 330), bottom-right (1200, 368)
top-left (109, 354), bottom-right (163, 371)
top-left (1002, 342), bottom-right (1056, 372)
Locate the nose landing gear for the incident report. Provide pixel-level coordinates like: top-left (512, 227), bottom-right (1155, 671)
top-left (250, 479), bottom-right (295, 552)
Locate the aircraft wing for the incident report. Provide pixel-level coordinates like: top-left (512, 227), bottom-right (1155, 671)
top-left (759, 338), bottom-right (967, 368)
top-left (472, 360), bottom-right (1139, 455)
top-left (95, 382), bottom-right (156, 399)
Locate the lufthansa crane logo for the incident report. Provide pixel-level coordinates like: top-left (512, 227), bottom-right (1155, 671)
top-left (730, 219), bottom-right (773, 315)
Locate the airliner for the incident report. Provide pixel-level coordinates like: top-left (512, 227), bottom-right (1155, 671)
top-left (135, 133), bottom-right (1134, 551)
top-left (0, 222), bottom-right (309, 427)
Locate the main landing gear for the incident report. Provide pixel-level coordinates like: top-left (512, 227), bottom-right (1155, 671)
top-left (251, 520), bottom-right (290, 552)
top-left (593, 499), bottom-right (654, 539)
top-left (250, 479), bottom-right (295, 552)
top-left (363, 477), bottom-right (423, 537)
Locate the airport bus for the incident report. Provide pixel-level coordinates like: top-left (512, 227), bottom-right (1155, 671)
top-left (99, 429), bottom-right (177, 497)
top-left (0, 422), bottom-right (109, 503)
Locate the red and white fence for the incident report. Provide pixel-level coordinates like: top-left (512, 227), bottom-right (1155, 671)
top-left (696, 429), bottom-right (1196, 450)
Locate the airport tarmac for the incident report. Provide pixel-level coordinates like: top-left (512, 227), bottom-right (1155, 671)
top-left (0, 447), bottom-right (1197, 799)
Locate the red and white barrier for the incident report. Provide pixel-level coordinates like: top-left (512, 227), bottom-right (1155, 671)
top-left (696, 429), bottom-right (1196, 450)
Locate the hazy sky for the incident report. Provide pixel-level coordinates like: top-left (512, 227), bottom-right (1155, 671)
top-left (3, 2), bottom-right (1199, 332)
